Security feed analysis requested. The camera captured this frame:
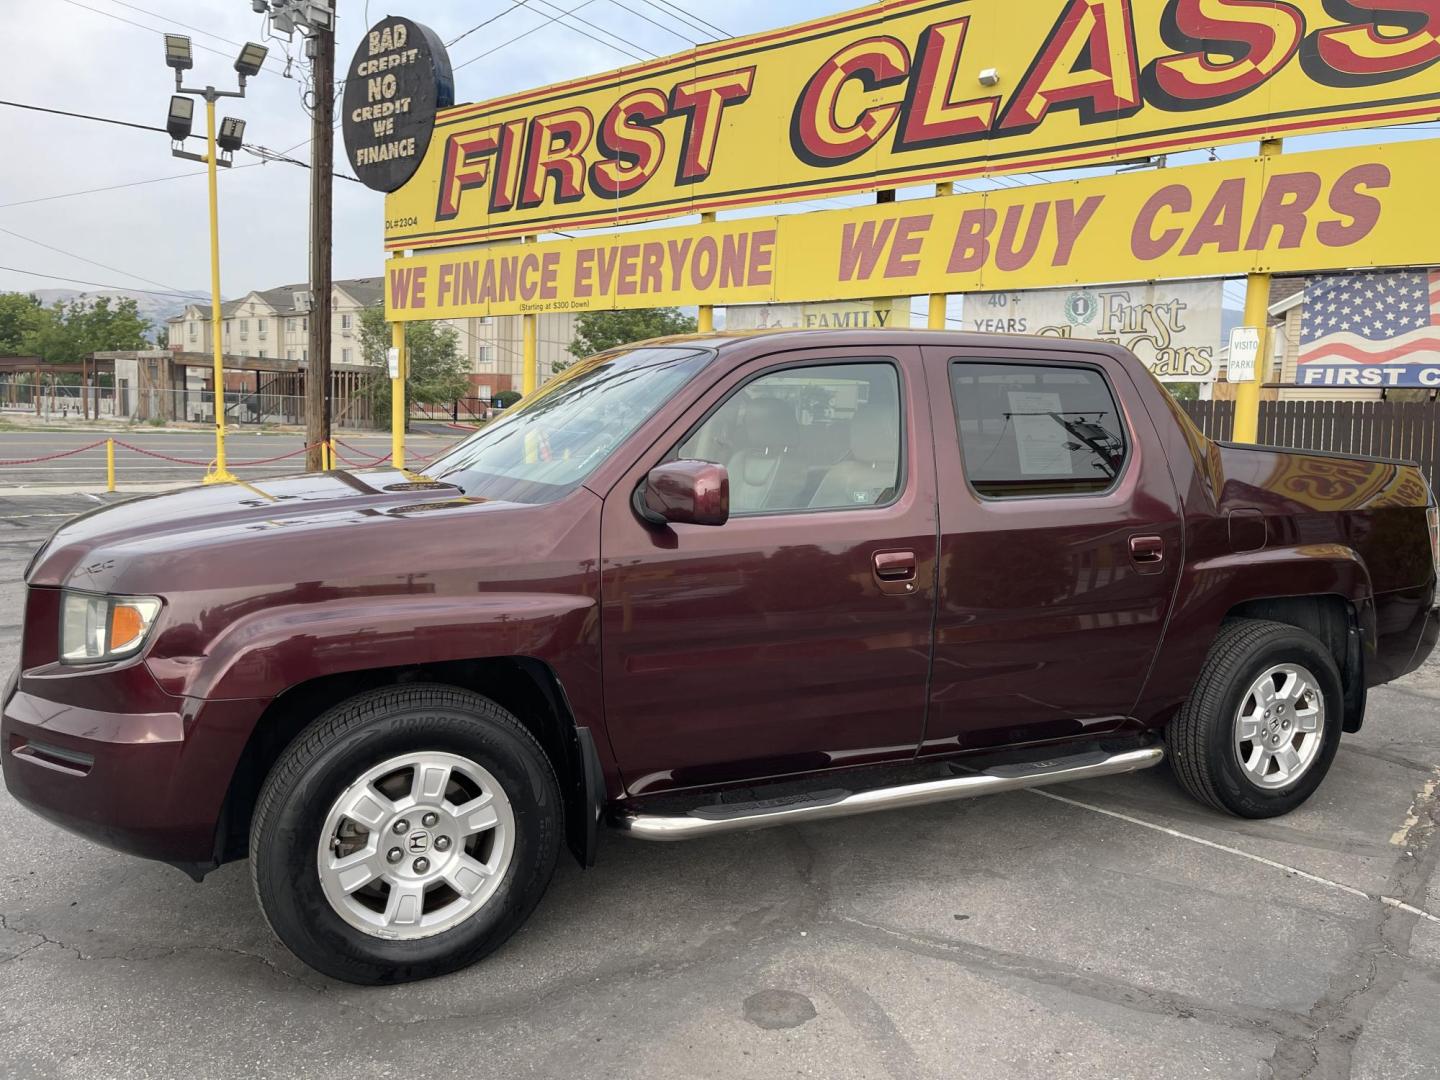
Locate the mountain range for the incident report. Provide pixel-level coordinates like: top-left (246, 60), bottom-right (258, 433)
top-left (25, 288), bottom-right (209, 340)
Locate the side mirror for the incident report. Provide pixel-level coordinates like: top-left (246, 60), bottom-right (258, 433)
top-left (639, 460), bottom-right (729, 527)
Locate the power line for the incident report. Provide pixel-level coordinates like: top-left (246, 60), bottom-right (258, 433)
top-left (640, 0), bottom-right (728, 39)
top-left (0, 103), bottom-right (361, 187)
top-left (1, 98), bottom-right (165, 135)
top-left (446, 2), bottom-right (524, 47)
top-left (0, 226), bottom-right (207, 300)
top-left (0, 170), bottom-right (212, 211)
top-left (0, 264), bottom-right (213, 301)
top-left (60, 0), bottom-right (283, 74)
top-left (602, 0), bottom-right (699, 44)
top-left (102, 0), bottom-right (246, 48)
top-left (453, 0), bottom-right (640, 70)
top-left (528, 0), bottom-right (655, 60)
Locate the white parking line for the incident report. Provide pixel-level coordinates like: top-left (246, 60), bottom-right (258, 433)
top-left (1028, 787), bottom-right (1440, 924)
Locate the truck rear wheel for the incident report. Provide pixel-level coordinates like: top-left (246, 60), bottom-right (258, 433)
top-left (1167, 619), bottom-right (1343, 818)
top-left (250, 684), bottom-right (561, 984)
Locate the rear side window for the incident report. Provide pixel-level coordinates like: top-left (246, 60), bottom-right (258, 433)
top-left (950, 361), bottom-right (1126, 498)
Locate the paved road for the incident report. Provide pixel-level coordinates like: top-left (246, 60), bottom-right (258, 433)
top-left (0, 494), bottom-right (1437, 1079)
top-left (0, 428), bottom-right (470, 489)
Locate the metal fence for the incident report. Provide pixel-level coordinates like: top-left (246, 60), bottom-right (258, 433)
top-left (408, 397), bottom-right (494, 424)
top-left (1179, 398), bottom-right (1440, 484)
top-left (1, 379), bottom-right (380, 430)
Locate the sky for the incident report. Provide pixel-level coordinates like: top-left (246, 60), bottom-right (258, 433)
top-left (1, 0), bottom-right (1437, 314)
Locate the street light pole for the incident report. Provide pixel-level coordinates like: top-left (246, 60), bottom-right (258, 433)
top-left (203, 94), bottom-right (231, 482)
top-left (163, 34), bottom-right (267, 484)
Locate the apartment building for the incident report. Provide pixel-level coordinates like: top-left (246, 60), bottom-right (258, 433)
top-left (445, 311), bottom-right (580, 398)
top-left (167, 277), bottom-right (581, 396)
top-left (165, 278), bottom-right (381, 368)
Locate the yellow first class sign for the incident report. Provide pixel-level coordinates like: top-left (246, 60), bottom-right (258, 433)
top-left (385, 0), bottom-right (1440, 250)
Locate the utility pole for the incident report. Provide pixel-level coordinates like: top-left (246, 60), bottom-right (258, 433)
top-left (252, 1), bottom-right (337, 470)
top-left (305, 8), bottom-right (335, 470)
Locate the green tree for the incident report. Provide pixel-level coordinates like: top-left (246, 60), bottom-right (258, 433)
top-left (359, 306), bottom-right (472, 425)
top-left (0, 292), bottom-right (50, 355)
top-left (569, 306), bottom-right (697, 359)
top-left (23, 296), bottom-right (150, 364)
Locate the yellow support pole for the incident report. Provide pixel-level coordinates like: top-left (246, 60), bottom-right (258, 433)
top-left (391, 319), bottom-right (407, 471)
top-left (521, 235), bottom-right (540, 397)
top-left (522, 313), bottom-right (538, 397)
top-left (201, 96), bottom-right (234, 484)
top-left (697, 212), bottom-right (716, 332)
top-left (105, 438), bottom-right (116, 493)
top-left (928, 183), bottom-right (952, 329)
top-left (1232, 138), bottom-right (1283, 444)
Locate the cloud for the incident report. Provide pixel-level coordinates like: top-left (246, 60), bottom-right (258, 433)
top-left (0, 0), bottom-right (838, 301)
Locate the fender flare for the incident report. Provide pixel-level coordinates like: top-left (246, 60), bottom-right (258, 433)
top-left (153, 592), bottom-right (597, 702)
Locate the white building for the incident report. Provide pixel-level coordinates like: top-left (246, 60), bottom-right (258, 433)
top-left (165, 278), bottom-right (382, 367)
top-left (167, 277), bottom-right (581, 397)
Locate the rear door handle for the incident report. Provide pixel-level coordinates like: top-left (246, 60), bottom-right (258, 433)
top-left (873, 550), bottom-right (917, 594)
top-left (1129, 535), bottom-right (1165, 570)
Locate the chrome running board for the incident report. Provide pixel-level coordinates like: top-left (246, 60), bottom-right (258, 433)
top-left (613, 747), bottom-right (1164, 841)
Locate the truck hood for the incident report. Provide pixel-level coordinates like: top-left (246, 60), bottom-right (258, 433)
top-left (27, 468), bottom-right (530, 593)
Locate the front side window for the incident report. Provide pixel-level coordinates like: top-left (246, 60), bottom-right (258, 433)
top-left (673, 361), bottom-right (901, 514)
top-left (951, 361), bottom-right (1127, 498)
top-left (426, 346), bottom-right (712, 503)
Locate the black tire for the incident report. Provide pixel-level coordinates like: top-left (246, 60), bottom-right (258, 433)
top-left (1167, 619), bottom-right (1343, 818)
top-left (250, 684), bottom-right (562, 984)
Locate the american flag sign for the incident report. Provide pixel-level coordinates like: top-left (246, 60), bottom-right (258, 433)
top-left (1296, 270), bottom-right (1440, 388)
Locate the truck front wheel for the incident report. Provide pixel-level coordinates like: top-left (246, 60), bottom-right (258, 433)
top-left (1167, 619), bottom-right (1343, 818)
top-left (249, 684), bottom-right (562, 984)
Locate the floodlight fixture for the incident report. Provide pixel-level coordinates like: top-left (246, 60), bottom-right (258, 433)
top-left (166, 95), bottom-right (194, 141)
top-left (235, 42), bottom-right (268, 79)
top-left (164, 34), bottom-right (193, 72)
top-left (217, 116), bottom-right (246, 153)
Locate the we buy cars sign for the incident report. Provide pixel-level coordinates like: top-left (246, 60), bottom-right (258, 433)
top-left (385, 0), bottom-right (1440, 250)
top-left (385, 141), bottom-right (1437, 321)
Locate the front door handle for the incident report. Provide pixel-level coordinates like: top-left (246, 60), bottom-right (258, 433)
top-left (873, 550), bottom-right (917, 594)
top-left (1129, 534), bottom-right (1165, 572)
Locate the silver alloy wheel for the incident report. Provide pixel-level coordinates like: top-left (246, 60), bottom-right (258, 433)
top-left (1233, 663), bottom-right (1325, 790)
top-left (317, 751), bottom-right (515, 940)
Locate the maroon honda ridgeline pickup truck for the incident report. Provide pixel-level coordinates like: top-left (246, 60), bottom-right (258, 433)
top-left (5, 330), bottom-right (1437, 983)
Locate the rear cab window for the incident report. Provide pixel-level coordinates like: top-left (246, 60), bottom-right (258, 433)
top-left (949, 361), bottom-right (1128, 498)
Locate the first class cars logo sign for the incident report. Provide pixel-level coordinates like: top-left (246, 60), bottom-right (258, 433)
top-left (962, 281), bottom-right (1224, 383)
top-left (342, 18), bottom-right (454, 193)
top-left (384, 0), bottom-right (1440, 249)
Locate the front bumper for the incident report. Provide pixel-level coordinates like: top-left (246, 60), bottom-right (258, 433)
top-left (1, 677), bottom-right (266, 868)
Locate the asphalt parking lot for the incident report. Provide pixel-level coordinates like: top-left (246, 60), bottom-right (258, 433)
top-left (0, 492), bottom-right (1436, 1080)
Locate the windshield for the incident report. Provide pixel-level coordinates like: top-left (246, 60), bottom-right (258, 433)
top-left (423, 345), bottom-right (712, 502)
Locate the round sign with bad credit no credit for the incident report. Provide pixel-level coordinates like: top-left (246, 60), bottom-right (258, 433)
top-left (342, 17), bottom-right (454, 193)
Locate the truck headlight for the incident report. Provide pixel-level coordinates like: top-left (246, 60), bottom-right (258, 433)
top-left (60, 592), bottom-right (162, 663)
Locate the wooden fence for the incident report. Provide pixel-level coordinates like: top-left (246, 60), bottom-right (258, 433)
top-left (1178, 399), bottom-right (1440, 485)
